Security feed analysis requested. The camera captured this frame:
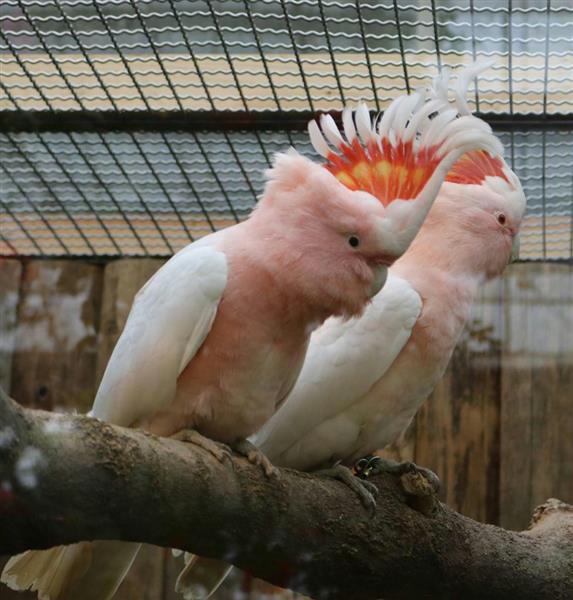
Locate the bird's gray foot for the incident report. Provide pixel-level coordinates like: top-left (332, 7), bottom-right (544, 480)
top-left (315, 463), bottom-right (379, 515)
top-left (358, 456), bottom-right (440, 494)
top-left (231, 439), bottom-right (279, 478)
top-left (356, 455), bottom-right (440, 515)
top-left (172, 429), bottom-right (233, 465)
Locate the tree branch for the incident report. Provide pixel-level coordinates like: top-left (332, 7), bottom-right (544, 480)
top-left (1, 389), bottom-right (572, 600)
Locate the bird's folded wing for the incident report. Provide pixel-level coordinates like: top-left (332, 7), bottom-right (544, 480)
top-left (253, 274), bottom-right (422, 459)
top-left (91, 245), bottom-right (228, 426)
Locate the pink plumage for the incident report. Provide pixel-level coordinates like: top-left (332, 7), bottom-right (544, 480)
top-left (134, 154), bottom-right (396, 442)
top-left (253, 158), bottom-right (526, 472)
top-left (176, 62), bottom-right (527, 598)
top-left (2, 65), bottom-right (507, 600)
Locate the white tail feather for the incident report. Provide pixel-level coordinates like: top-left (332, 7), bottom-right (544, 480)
top-left (175, 554), bottom-right (233, 600)
top-left (1, 541), bottom-right (140, 600)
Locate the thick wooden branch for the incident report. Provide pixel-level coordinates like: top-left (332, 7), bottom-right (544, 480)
top-left (1, 389), bottom-right (572, 600)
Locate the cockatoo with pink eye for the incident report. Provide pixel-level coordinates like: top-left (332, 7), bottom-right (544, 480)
top-left (2, 74), bottom-right (503, 600)
top-left (176, 62), bottom-right (526, 599)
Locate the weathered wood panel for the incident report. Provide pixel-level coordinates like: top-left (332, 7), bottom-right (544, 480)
top-left (415, 277), bottom-right (503, 523)
top-left (0, 259), bottom-right (22, 393)
top-left (9, 260), bottom-right (103, 413)
top-left (500, 263), bottom-right (573, 529)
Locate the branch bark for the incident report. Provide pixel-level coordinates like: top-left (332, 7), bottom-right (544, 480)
top-left (1, 389), bottom-right (572, 600)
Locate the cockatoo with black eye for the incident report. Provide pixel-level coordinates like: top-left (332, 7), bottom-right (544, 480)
top-left (175, 62), bottom-right (526, 600)
top-left (3, 66), bottom-right (503, 600)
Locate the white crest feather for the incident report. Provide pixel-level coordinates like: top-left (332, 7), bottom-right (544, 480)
top-left (320, 114), bottom-right (345, 148)
top-left (392, 91), bottom-right (425, 140)
top-left (438, 115), bottom-right (503, 158)
top-left (402, 97), bottom-right (443, 143)
top-left (307, 120), bottom-right (330, 158)
top-left (453, 59), bottom-right (496, 115)
top-left (342, 107), bottom-right (356, 143)
top-left (419, 108), bottom-right (459, 150)
top-left (355, 103), bottom-right (374, 145)
top-left (306, 60), bottom-right (503, 169)
top-left (376, 94), bottom-right (404, 140)
top-left (432, 66), bottom-right (450, 104)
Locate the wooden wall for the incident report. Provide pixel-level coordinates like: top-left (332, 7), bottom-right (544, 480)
top-left (1, 257), bottom-right (572, 599)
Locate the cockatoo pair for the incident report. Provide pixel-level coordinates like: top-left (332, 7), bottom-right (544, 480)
top-left (2, 63), bottom-right (525, 600)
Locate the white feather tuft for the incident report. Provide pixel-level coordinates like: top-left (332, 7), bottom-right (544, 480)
top-left (306, 60), bottom-right (503, 179)
top-left (376, 94), bottom-right (404, 140)
top-left (342, 106), bottom-right (356, 143)
top-left (402, 97), bottom-right (443, 143)
top-left (355, 103), bottom-right (374, 145)
top-left (419, 107), bottom-right (459, 149)
top-left (392, 91), bottom-right (425, 139)
top-left (307, 120), bottom-right (331, 158)
top-left (453, 59), bottom-right (496, 115)
top-left (432, 66), bottom-right (450, 104)
top-left (320, 114), bottom-right (345, 148)
top-left (439, 115), bottom-right (503, 158)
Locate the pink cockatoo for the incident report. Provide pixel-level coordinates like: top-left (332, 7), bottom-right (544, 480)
top-left (1, 79), bottom-right (503, 600)
top-left (176, 64), bottom-right (526, 599)
top-left (2, 82), bottom-right (502, 600)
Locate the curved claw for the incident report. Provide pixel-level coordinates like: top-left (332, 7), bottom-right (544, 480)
top-left (172, 429), bottom-right (233, 466)
top-left (232, 439), bottom-right (280, 478)
top-left (315, 463), bottom-right (379, 516)
top-left (407, 464), bottom-right (441, 494)
top-left (362, 456), bottom-right (441, 497)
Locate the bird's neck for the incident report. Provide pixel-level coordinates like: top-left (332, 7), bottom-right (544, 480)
top-left (395, 222), bottom-right (489, 284)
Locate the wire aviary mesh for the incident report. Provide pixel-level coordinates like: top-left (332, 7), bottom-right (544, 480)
top-left (1, 0), bottom-right (572, 259)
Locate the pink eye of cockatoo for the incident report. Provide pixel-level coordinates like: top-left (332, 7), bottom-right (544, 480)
top-left (173, 62), bottom-right (528, 600)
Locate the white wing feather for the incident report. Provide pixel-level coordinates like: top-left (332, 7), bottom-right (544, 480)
top-left (92, 244), bottom-right (228, 426)
top-left (253, 274), bottom-right (422, 463)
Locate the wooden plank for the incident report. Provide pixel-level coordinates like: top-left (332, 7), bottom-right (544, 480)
top-left (0, 259), bottom-right (22, 392)
top-left (377, 422), bottom-right (417, 464)
top-left (2, 259), bottom-right (101, 599)
top-left (9, 260), bottom-right (103, 413)
top-left (500, 263), bottom-right (573, 529)
top-left (415, 277), bottom-right (503, 524)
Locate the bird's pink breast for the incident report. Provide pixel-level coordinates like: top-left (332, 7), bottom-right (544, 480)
top-left (143, 252), bottom-right (311, 444)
